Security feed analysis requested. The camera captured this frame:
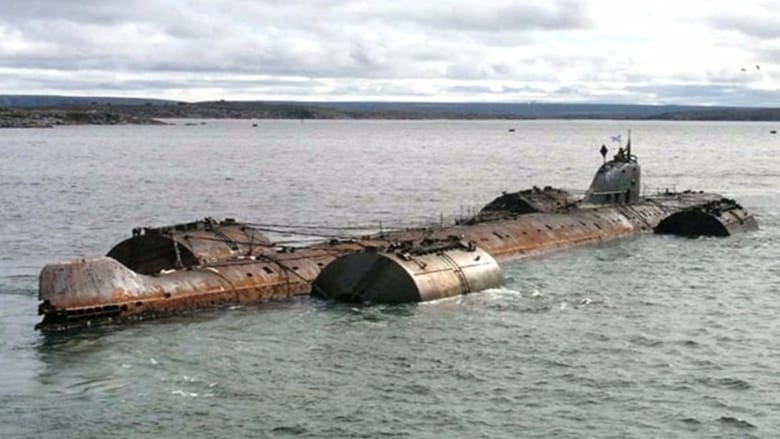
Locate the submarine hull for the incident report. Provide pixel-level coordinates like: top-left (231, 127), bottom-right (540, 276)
top-left (654, 198), bottom-right (759, 237)
top-left (35, 138), bottom-right (759, 334)
top-left (36, 191), bottom-right (757, 333)
top-left (37, 256), bottom-right (320, 332)
top-left (312, 242), bottom-right (504, 304)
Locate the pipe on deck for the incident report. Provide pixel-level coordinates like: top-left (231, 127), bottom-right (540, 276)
top-left (35, 193), bottom-right (758, 332)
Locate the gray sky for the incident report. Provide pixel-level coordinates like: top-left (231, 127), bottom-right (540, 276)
top-left (1, 0), bottom-right (778, 105)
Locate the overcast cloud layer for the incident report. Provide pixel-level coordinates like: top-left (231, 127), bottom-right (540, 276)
top-left (0, 0), bottom-right (778, 105)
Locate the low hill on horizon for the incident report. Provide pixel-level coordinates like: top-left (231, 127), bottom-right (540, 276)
top-left (2, 95), bottom-right (780, 122)
top-left (0, 94), bottom-right (176, 108)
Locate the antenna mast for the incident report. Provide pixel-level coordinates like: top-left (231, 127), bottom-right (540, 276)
top-left (626, 129), bottom-right (632, 160)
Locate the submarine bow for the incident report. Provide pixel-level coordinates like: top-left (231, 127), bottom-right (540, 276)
top-left (34, 136), bottom-right (758, 333)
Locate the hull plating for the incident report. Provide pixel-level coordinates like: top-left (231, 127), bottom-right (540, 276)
top-left (36, 190), bottom-right (757, 333)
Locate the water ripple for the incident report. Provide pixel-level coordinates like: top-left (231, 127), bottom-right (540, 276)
top-left (1, 120), bottom-right (779, 438)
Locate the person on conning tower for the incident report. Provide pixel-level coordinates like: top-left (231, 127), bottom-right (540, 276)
top-left (614, 147), bottom-right (627, 162)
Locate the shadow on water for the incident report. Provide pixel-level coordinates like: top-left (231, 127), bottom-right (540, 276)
top-left (33, 329), bottom-right (119, 375)
top-left (0, 274), bottom-right (38, 296)
top-left (312, 298), bottom-right (419, 320)
top-left (2, 121), bottom-right (778, 438)
top-left (34, 294), bottom-right (320, 351)
top-left (27, 297), bottom-right (330, 400)
top-left (29, 293), bottom-right (423, 366)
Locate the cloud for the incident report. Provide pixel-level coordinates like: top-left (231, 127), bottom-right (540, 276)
top-left (383, 0), bottom-right (591, 32)
top-left (708, 15), bottom-right (780, 39)
top-left (0, 0), bottom-right (591, 81)
top-left (625, 84), bottom-right (780, 106)
top-left (0, 0), bottom-right (777, 105)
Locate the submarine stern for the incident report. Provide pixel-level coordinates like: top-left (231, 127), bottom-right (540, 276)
top-left (33, 134), bottom-right (759, 333)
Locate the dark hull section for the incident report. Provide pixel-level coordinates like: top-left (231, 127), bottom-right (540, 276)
top-left (655, 198), bottom-right (758, 237)
top-left (312, 241), bottom-right (504, 304)
top-left (107, 218), bottom-right (273, 274)
top-left (35, 191), bottom-right (757, 333)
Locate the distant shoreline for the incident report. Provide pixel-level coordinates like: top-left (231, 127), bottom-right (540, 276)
top-left (3, 99), bottom-right (780, 128)
top-left (0, 108), bottom-right (164, 128)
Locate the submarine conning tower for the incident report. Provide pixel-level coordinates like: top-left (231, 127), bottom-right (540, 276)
top-left (584, 137), bottom-right (640, 205)
top-left (32, 130), bottom-right (760, 333)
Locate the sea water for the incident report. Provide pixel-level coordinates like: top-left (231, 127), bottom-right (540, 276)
top-left (1, 119), bottom-right (778, 438)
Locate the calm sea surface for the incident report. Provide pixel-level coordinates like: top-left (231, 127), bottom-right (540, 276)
top-left (1, 120), bottom-right (779, 438)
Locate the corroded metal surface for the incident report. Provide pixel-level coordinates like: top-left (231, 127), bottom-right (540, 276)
top-left (36, 191), bottom-right (758, 333)
top-left (106, 218), bottom-right (271, 274)
top-left (36, 243), bottom-right (364, 332)
top-left (475, 186), bottom-right (578, 220)
top-left (655, 198), bottom-right (758, 237)
top-left (35, 148), bottom-right (760, 333)
top-left (313, 240), bottom-right (503, 304)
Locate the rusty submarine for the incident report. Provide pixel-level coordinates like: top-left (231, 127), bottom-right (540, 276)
top-left (35, 136), bottom-right (758, 333)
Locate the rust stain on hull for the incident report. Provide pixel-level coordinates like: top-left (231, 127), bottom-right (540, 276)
top-left (35, 141), bottom-right (759, 333)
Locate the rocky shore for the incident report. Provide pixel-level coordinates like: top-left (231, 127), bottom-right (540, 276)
top-left (0, 108), bottom-right (164, 128)
top-left (3, 99), bottom-right (780, 127)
